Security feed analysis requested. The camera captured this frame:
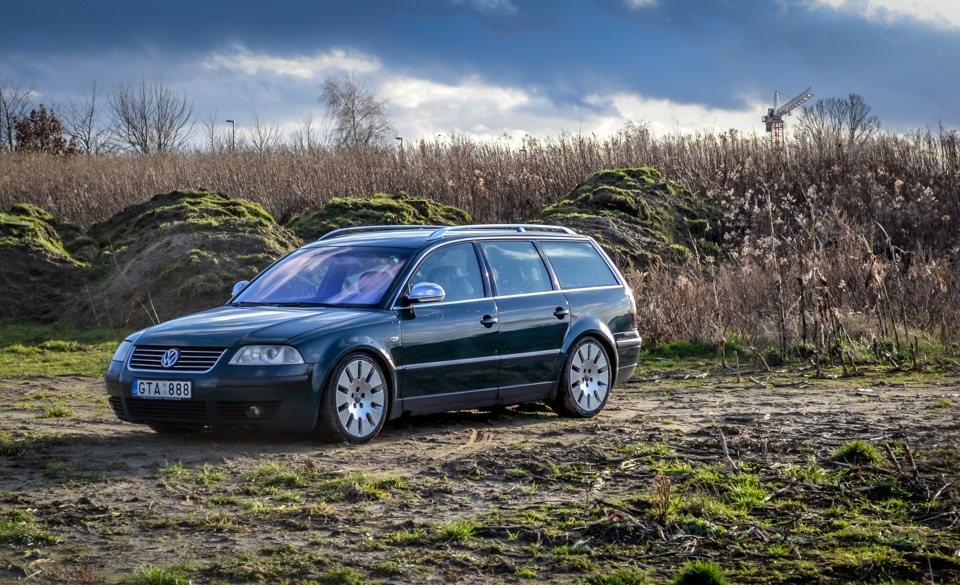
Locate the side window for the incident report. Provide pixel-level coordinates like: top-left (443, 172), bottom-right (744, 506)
top-left (409, 243), bottom-right (484, 302)
top-left (540, 241), bottom-right (619, 289)
top-left (481, 241), bottom-right (553, 296)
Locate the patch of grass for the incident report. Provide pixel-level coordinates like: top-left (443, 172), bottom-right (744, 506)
top-left (832, 439), bottom-right (882, 465)
top-left (245, 459), bottom-right (316, 488)
top-left (672, 559), bottom-right (728, 585)
top-left (0, 430), bottom-right (28, 456)
top-left (724, 473), bottom-right (769, 511)
top-left (315, 566), bottom-right (366, 584)
top-left (433, 518), bottom-right (479, 543)
top-left (927, 398), bottom-right (953, 409)
top-left (159, 461), bottom-right (226, 486)
top-left (0, 511), bottom-right (60, 546)
top-left (584, 566), bottom-right (656, 585)
top-left (387, 527), bottom-right (426, 545)
top-left (0, 340), bottom-right (117, 377)
top-left (315, 471), bottom-right (408, 502)
top-left (37, 402), bottom-right (74, 419)
top-left (119, 562), bottom-right (195, 585)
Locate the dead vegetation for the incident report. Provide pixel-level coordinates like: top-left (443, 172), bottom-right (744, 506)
top-left (2, 126), bottom-right (959, 353)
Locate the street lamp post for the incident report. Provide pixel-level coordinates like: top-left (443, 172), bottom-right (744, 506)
top-left (225, 119), bottom-right (235, 151)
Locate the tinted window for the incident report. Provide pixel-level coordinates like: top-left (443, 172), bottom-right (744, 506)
top-left (540, 241), bottom-right (619, 289)
top-left (409, 243), bottom-right (484, 302)
top-left (481, 241), bottom-right (552, 296)
top-left (235, 246), bottom-right (410, 306)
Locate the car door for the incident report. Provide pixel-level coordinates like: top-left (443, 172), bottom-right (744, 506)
top-left (479, 240), bottom-right (570, 403)
top-left (396, 242), bottom-right (500, 414)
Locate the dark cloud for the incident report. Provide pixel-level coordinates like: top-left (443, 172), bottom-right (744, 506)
top-left (1, 0), bottom-right (957, 133)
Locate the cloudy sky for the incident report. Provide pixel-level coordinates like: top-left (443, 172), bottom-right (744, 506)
top-left (2, 0), bottom-right (958, 146)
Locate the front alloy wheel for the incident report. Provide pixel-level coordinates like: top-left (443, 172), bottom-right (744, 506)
top-left (551, 337), bottom-right (611, 418)
top-left (316, 353), bottom-right (388, 443)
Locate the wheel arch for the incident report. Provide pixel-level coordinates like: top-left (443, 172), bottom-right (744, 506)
top-left (547, 319), bottom-right (618, 404)
top-left (310, 335), bottom-right (399, 430)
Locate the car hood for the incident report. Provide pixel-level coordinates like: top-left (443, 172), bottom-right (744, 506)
top-left (131, 305), bottom-right (374, 347)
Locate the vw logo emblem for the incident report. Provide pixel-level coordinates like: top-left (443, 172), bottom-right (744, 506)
top-left (160, 348), bottom-right (180, 368)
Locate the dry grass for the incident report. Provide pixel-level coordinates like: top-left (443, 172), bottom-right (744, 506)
top-left (3, 125), bottom-right (959, 351)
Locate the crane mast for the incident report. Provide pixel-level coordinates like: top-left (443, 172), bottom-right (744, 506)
top-left (762, 83), bottom-right (813, 146)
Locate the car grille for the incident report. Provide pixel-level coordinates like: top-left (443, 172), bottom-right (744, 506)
top-left (109, 397), bottom-right (284, 425)
top-left (110, 396), bottom-right (207, 423)
top-left (129, 346), bottom-right (226, 372)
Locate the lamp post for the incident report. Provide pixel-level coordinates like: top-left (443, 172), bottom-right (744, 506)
top-left (225, 119), bottom-right (235, 151)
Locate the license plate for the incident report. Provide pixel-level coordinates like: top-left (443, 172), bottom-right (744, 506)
top-left (132, 379), bottom-right (192, 400)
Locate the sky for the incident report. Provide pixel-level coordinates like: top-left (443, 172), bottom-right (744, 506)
top-left (1, 0), bottom-right (959, 147)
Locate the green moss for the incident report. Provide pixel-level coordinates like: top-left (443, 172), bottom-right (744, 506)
top-left (88, 189), bottom-right (278, 249)
top-left (1, 205), bottom-right (87, 265)
top-left (286, 192), bottom-right (471, 241)
top-left (534, 168), bottom-right (720, 270)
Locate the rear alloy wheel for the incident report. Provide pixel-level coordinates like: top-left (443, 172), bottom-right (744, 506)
top-left (316, 353), bottom-right (388, 443)
top-left (551, 337), bottom-right (611, 418)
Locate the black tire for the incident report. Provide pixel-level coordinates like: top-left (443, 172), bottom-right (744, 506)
top-left (315, 353), bottom-right (389, 444)
top-left (550, 337), bottom-right (611, 418)
top-left (147, 423), bottom-right (203, 434)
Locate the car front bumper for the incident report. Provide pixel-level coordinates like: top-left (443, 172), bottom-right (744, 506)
top-left (104, 366), bottom-right (321, 432)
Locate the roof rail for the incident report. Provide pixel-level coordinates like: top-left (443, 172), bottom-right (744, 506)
top-left (428, 224), bottom-right (575, 240)
top-left (318, 225), bottom-right (441, 241)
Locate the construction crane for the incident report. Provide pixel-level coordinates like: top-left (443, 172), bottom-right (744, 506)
top-left (763, 83), bottom-right (813, 146)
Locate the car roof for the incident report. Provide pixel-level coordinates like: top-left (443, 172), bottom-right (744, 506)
top-left (302, 224), bottom-right (584, 249)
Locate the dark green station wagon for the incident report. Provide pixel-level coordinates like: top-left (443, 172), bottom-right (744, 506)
top-left (105, 224), bottom-right (643, 443)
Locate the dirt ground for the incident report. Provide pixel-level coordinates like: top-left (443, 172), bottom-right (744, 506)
top-left (1, 370), bottom-right (959, 584)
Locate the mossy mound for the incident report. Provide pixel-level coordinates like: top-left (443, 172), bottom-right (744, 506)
top-left (286, 192), bottom-right (471, 241)
top-left (534, 168), bottom-right (721, 271)
top-left (0, 205), bottom-right (89, 324)
top-left (80, 189), bottom-right (301, 329)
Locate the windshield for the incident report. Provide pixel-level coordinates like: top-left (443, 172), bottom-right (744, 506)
top-left (232, 246), bottom-right (411, 307)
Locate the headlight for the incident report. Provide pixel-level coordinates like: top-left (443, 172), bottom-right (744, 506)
top-left (110, 340), bottom-right (134, 363)
top-left (229, 345), bottom-right (305, 365)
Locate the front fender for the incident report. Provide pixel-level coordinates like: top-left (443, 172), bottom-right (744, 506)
top-left (306, 323), bottom-right (402, 422)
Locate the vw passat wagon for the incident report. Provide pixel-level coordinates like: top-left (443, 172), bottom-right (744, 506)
top-left (105, 224), bottom-right (643, 443)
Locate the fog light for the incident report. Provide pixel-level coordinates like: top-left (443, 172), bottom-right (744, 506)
top-left (246, 405), bottom-right (263, 419)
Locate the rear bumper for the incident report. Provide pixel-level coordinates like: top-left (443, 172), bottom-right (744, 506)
top-left (615, 332), bottom-right (643, 385)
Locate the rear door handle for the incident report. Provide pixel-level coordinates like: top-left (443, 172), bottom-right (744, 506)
top-left (554, 307), bottom-right (570, 319)
top-left (480, 315), bottom-right (498, 328)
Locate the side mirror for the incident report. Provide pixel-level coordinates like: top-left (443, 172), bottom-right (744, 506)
top-left (404, 282), bottom-right (445, 304)
top-left (231, 281), bottom-right (250, 298)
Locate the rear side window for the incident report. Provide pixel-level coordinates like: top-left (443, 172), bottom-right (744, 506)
top-left (481, 241), bottom-right (552, 296)
top-left (540, 241), bottom-right (619, 289)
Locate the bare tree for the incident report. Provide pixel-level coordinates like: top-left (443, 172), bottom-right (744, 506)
top-left (843, 93), bottom-right (881, 145)
top-left (796, 93), bottom-right (881, 150)
top-left (290, 110), bottom-right (318, 154)
top-left (318, 71), bottom-right (394, 150)
top-left (109, 76), bottom-right (195, 154)
top-left (200, 112), bottom-right (229, 153)
top-left (59, 79), bottom-right (109, 154)
top-left (250, 112), bottom-right (282, 154)
top-left (0, 78), bottom-right (35, 151)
